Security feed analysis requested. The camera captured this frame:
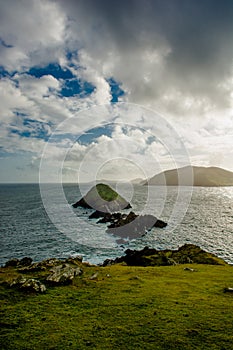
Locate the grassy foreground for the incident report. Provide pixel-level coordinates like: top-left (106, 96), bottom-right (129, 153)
top-left (1, 263), bottom-right (233, 350)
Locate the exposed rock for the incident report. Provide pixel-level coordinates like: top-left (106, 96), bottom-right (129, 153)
top-left (89, 210), bottom-right (167, 240)
top-left (103, 244), bottom-right (227, 267)
top-left (10, 276), bottom-right (46, 293)
top-left (5, 258), bottom-right (20, 267)
top-left (18, 258), bottom-right (61, 272)
top-left (20, 279), bottom-right (46, 293)
top-left (89, 210), bottom-right (108, 219)
top-left (72, 183), bottom-right (131, 212)
top-left (19, 257), bottom-right (33, 266)
top-left (65, 256), bottom-right (83, 265)
top-left (102, 259), bottom-right (113, 267)
top-left (184, 267), bottom-right (196, 272)
top-left (89, 272), bottom-right (98, 280)
top-left (224, 287), bottom-right (233, 293)
top-left (10, 275), bottom-right (27, 287)
top-left (46, 263), bottom-right (83, 285)
top-left (5, 257), bottom-right (33, 268)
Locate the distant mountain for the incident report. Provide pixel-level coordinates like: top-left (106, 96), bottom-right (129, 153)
top-left (142, 166), bottom-right (233, 186)
top-left (130, 178), bottom-right (145, 184)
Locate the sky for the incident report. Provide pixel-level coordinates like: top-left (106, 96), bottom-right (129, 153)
top-left (0, 0), bottom-right (233, 183)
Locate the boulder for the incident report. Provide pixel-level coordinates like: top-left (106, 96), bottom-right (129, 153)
top-left (10, 275), bottom-right (27, 287)
top-left (5, 258), bottom-right (20, 267)
top-left (19, 257), bottom-right (33, 266)
top-left (89, 272), bottom-right (98, 280)
top-left (20, 279), bottom-right (46, 293)
top-left (184, 267), bottom-right (196, 272)
top-left (72, 183), bottom-right (131, 212)
top-left (89, 210), bottom-right (108, 219)
top-left (10, 276), bottom-right (46, 293)
top-left (46, 263), bottom-right (83, 285)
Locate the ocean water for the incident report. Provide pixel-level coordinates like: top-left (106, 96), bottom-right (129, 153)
top-left (0, 183), bottom-right (233, 265)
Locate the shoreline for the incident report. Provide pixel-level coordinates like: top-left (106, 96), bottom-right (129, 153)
top-left (2, 243), bottom-right (229, 270)
top-left (1, 250), bottom-right (233, 350)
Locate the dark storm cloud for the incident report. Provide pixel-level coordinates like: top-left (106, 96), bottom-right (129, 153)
top-left (60, 0), bottom-right (233, 109)
top-left (62, 0), bottom-right (233, 65)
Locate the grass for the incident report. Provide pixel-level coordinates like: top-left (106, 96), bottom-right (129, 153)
top-left (96, 183), bottom-right (118, 202)
top-left (1, 263), bottom-right (233, 349)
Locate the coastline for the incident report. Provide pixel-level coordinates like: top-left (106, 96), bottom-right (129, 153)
top-left (1, 248), bottom-right (233, 349)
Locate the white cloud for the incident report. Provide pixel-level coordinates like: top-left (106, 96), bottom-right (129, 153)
top-left (0, 0), bottom-right (66, 71)
top-left (0, 0), bottom-right (233, 182)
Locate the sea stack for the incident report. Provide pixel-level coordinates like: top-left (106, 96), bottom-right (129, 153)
top-left (72, 183), bottom-right (131, 212)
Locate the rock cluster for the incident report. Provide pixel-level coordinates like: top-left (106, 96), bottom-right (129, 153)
top-left (46, 263), bottom-right (82, 285)
top-left (89, 210), bottom-right (167, 240)
top-left (73, 184), bottom-right (167, 241)
top-left (5, 257), bottom-right (33, 268)
top-left (5, 256), bottom-right (84, 292)
top-left (103, 244), bottom-right (227, 267)
top-left (10, 276), bottom-right (46, 293)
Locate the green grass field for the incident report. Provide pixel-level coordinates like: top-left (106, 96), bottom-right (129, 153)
top-left (1, 263), bottom-right (233, 349)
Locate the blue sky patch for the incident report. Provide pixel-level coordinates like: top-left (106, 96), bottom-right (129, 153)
top-left (60, 79), bottom-right (95, 97)
top-left (66, 50), bottom-right (79, 64)
top-left (78, 124), bottom-right (114, 145)
top-left (14, 111), bottom-right (28, 118)
top-left (0, 66), bottom-right (15, 78)
top-left (28, 63), bottom-right (74, 80)
top-left (27, 62), bottom-right (95, 98)
top-left (107, 78), bottom-right (125, 102)
top-left (0, 38), bottom-right (13, 48)
top-left (10, 118), bottom-right (51, 141)
top-left (147, 135), bottom-right (156, 144)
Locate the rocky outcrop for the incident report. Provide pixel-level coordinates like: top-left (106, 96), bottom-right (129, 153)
top-left (103, 244), bottom-right (227, 267)
top-left (46, 263), bottom-right (83, 285)
top-left (5, 256), bottom-right (84, 273)
top-left (72, 183), bottom-right (131, 212)
top-left (4, 257), bottom-right (33, 268)
top-left (10, 276), bottom-right (46, 293)
top-left (89, 210), bottom-right (167, 239)
top-left (17, 258), bottom-right (62, 272)
top-left (6, 257), bottom-right (84, 292)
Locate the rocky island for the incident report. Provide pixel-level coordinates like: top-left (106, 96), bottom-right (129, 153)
top-left (89, 210), bottom-right (167, 241)
top-left (73, 184), bottom-right (167, 240)
top-left (72, 183), bottom-right (131, 211)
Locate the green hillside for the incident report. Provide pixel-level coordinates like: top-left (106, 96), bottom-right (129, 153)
top-left (1, 262), bottom-right (233, 349)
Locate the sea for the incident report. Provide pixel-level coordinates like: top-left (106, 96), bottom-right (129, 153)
top-left (0, 183), bottom-right (233, 266)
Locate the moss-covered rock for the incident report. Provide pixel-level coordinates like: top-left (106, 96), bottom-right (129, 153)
top-left (103, 244), bottom-right (227, 267)
top-left (72, 183), bottom-right (131, 212)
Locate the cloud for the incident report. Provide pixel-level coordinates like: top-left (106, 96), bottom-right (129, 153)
top-left (0, 0), bottom-right (66, 71)
top-left (0, 0), bottom-right (233, 181)
top-left (58, 0), bottom-right (233, 113)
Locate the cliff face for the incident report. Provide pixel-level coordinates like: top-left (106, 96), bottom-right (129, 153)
top-left (143, 166), bottom-right (233, 186)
